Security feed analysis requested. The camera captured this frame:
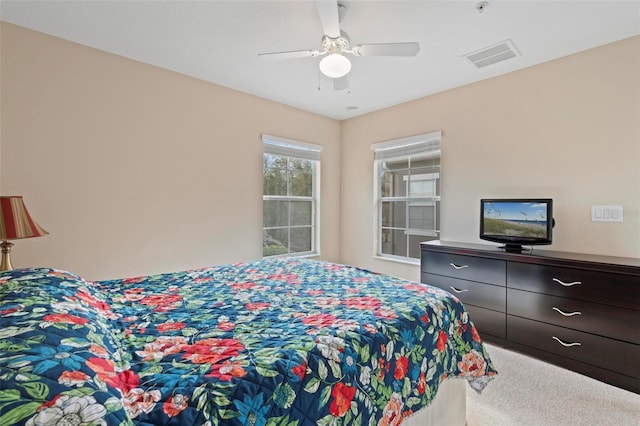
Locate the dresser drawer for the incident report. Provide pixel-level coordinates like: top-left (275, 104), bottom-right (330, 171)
top-left (421, 251), bottom-right (506, 286)
top-left (466, 305), bottom-right (506, 340)
top-left (422, 272), bottom-right (506, 312)
top-left (507, 263), bottom-right (640, 310)
top-left (507, 289), bottom-right (640, 344)
top-left (507, 315), bottom-right (640, 378)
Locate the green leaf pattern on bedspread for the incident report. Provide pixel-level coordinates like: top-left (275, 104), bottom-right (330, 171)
top-left (0, 258), bottom-right (496, 425)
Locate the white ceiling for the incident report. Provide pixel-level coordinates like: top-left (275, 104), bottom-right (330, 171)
top-left (1, 1), bottom-right (639, 120)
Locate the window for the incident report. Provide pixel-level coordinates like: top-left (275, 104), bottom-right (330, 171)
top-left (372, 131), bottom-right (441, 262)
top-left (263, 134), bottom-right (322, 257)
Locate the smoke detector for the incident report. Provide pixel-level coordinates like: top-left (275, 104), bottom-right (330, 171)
top-left (476, 2), bottom-right (489, 13)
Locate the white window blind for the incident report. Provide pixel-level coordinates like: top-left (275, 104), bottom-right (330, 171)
top-left (371, 131), bottom-right (441, 161)
top-left (263, 134), bottom-right (323, 161)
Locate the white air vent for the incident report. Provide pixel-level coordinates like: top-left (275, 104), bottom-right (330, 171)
top-left (463, 40), bottom-right (520, 68)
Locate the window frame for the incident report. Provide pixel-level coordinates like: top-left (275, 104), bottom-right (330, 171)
top-left (262, 134), bottom-right (322, 258)
top-left (372, 131), bottom-right (442, 264)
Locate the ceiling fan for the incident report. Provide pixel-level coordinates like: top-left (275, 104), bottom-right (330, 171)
top-left (258, 0), bottom-right (420, 90)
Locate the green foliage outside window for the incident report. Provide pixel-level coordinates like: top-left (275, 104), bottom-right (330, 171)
top-left (263, 156), bottom-right (313, 197)
top-left (263, 154), bottom-right (315, 257)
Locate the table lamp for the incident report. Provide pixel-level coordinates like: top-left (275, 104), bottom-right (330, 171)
top-left (0, 196), bottom-right (49, 271)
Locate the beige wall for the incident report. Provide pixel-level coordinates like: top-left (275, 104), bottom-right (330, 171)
top-left (2, 22), bottom-right (638, 282)
top-left (341, 36), bottom-right (640, 281)
top-left (0, 23), bottom-right (341, 280)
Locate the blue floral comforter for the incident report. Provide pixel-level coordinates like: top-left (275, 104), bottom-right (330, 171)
top-left (0, 258), bottom-right (496, 425)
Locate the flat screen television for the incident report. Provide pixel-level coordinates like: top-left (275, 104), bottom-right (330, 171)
top-left (480, 198), bottom-right (554, 252)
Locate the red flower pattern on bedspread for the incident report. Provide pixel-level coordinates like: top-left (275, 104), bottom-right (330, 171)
top-left (43, 313), bottom-right (89, 326)
top-left (329, 382), bottom-right (356, 417)
top-left (458, 349), bottom-right (488, 377)
top-left (181, 338), bottom-right (244, 364)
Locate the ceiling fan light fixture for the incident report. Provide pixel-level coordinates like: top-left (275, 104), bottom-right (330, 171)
top-left (319, 53), bottom-right (351, 78)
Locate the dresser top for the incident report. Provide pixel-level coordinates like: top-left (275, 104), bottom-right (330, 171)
top-left (421, 240), bottom-right (640, 274)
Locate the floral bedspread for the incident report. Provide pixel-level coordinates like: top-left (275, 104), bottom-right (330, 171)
top-left (0, 258), bottom-right (496, 425)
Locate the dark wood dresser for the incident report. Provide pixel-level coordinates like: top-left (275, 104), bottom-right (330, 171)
top-left (420, 240), bottom-right (640, 393)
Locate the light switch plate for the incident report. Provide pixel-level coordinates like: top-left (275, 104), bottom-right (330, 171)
top-left (591, 205), bottom-right (623, 222)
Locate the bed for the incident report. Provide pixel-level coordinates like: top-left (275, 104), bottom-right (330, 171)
top-left (0, 258), bottom-right (496, 425)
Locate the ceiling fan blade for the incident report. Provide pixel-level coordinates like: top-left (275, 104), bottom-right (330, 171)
top-left (352, 42), bottom-right (421, 57)
top-left (316, 0), bottom-right (340, 38)
top-left (258, 50), bottom-right (318, 60)
top-left (333, 76), bottom-right (348, 91)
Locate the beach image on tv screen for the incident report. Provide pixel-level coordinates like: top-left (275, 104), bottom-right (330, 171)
top-left (483, 202), bottom-right (548, 238)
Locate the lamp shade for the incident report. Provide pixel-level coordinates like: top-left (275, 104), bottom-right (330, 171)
top-left (319, 53), bottom-right (352, 78)
top-left (0, 196), bottom-right (49, 240)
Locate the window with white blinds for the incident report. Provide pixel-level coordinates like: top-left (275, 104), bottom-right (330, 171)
top-left (372, 131), bottom-right (441, 262)
top-left (262, 134), bottom-right (322, 257)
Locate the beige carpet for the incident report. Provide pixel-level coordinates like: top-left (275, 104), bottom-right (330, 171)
top-left (467, 343), bottom-right (640, 426)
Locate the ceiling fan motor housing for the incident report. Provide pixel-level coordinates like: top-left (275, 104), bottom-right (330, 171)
top-left (321, 31), bottom-right (350, 54)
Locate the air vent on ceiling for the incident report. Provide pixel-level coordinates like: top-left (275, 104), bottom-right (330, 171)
top-left (463, 39), bottom-right (520, 68)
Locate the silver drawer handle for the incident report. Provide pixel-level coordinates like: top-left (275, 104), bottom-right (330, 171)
top-left (552, 307), bottom-right (582, 317)
top-left (552, 278), bottom-right (582, 287)
top-left (449, 263), bottom-right (469, 270)
top-left (450, 286), bottom-right (469, 294)
top-left (552, 336), bottom-right (582, 347)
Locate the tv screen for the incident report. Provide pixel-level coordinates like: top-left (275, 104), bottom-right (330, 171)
top-left (480, 198), bottom-right (553, 252)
